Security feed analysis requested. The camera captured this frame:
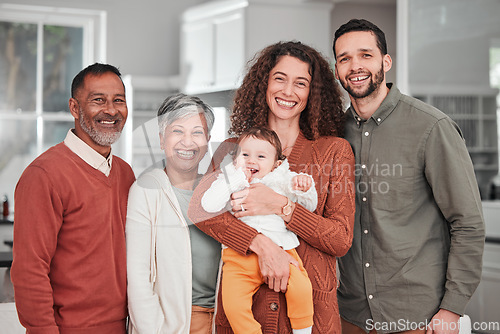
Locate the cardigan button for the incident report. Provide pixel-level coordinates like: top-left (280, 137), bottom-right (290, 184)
top-left (269, 302), bottom-right (279, 311)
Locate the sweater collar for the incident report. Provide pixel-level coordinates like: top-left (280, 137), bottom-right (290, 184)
top-left (287, 131), bottom-right (306, 165)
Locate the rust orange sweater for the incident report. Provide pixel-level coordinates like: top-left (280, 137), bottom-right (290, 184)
top-left (189, 133), bottom-right (355, 334)
top-left (11, 143), bottom-right (135, 334)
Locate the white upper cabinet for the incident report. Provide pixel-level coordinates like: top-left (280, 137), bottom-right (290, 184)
top-left (182, 19), bottom-right (217, 93)
top-left (180, 0), bottom-right (333, 94)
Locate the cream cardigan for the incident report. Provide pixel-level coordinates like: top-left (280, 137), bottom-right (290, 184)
top-left (126, 168), bottom-right (219, 334)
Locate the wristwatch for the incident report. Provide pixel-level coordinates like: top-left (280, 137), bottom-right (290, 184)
top-left (281, 197), bottom-right (293, 216)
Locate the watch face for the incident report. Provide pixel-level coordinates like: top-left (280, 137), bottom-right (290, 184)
top-left (282, 202), bottom-right (292, 216)
top-left (283, 206), bottom-right (292, 215)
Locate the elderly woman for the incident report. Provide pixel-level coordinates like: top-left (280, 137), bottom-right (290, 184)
top-left (189, 41), bottom-right (355, 334)
top-left (126, 93), bottom-right (219, 334)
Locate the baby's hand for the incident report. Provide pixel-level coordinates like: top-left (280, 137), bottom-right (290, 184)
top-left (234, 154), bottom-right (251, 180)
top-left (292, 175), bottom-right (312, 192)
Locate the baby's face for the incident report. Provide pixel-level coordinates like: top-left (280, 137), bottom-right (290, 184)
top-left (235, 136), bottom-right (278, 179)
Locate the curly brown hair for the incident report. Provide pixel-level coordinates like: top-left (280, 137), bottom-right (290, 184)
top-left (230, 41), bottom-right (345, 140)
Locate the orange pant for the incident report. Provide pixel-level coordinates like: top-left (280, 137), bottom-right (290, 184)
top-left (221, 247), bottom-right (314, 334)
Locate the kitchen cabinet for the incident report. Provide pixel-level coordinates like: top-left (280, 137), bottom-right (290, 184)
top-left (0, 222), bottom-right (13, 253)
top-left (466, 242), bottom-right (500, 333)
top-left (180, 0), bottom-right (333, 94)
top-left (181, 2), bottom-right (245, 94)
top-left (465, 201), bottom-right (500, 333)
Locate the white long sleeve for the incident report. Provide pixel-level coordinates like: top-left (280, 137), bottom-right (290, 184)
top-left (257, 160), bottom-right (317, 213)
top-left (201, 159), bottom-right (318, 251)
top-left (126, 180), bottom-right (168, 334)
top-left (201, 163), bottom-right (249, 213)
top-left (127, 169), bottom-right (192, 334)
top-left (286, 172), bottom-right (318, 212)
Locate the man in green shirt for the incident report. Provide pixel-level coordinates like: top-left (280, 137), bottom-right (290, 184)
top-left (333, 19), bottom-right (485, 334)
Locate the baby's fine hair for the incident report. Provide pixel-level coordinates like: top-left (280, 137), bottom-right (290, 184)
top-left (235, 127), bottom-right (286, 162)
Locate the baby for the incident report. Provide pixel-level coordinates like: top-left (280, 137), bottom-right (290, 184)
top-left (202, 127), bottom-right (317, 334)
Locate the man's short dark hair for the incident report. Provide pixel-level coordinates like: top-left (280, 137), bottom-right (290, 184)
top-left (333, 19), bottom-right (388, 58)
top-left (71, 63), bottom-right (123, 98)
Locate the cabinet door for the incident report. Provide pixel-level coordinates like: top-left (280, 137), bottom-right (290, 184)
top-left (181, 19), bottom-right (215, 94)
top-left (214, 9), bottom-right (244, 90)
top-left (465, 242), bottom-right (500, 332)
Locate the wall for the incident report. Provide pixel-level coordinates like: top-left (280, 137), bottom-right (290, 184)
top-left (408, 0), bottom-right (500, 89)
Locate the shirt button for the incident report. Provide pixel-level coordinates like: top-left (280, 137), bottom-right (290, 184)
top-left (361, 164), bottom-right (366, 169)
top-left (377, 118), bottom-right (381, 122)
top-left (364, 131), bottom-right (370, 136)
top-left (368, 294), bottom-right (374, 299)
top-left (362, 197), bottom-right (367, 202)
top-left (364, 229), bottom-right (368, 234)
top-left (269, 302), bottom-right (279, 311)
top-left (365, 262), bottom-right (370, 268)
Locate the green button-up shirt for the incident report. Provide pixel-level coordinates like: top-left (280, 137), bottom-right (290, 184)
top-left (338, 84), bottom-right (485, 333)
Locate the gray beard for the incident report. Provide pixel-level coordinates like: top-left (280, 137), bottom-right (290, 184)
top-left (79, 109), bottom-right (122, 146)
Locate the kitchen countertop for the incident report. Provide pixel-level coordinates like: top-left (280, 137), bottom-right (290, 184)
top-left (0, 252), bottom-right (12, 267)
top-left (0, 219), bottom-right (13, 225)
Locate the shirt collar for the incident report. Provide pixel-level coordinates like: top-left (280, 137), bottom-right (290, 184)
top-left (63, 129), bottom-right (113, 176)
top-left (348, 83), bottom-right (401, 128)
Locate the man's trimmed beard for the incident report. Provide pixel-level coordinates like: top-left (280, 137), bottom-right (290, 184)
top-left (341, 62), bottom-right (385, 99)
top-left (79, 108), bottom-right (123, 146)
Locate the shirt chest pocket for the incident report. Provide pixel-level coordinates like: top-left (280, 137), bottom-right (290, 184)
top-left (366, 166), bottom-right (414, 212)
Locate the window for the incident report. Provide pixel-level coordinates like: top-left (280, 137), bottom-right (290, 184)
top-left (0, 4), bottom-right (106, 216)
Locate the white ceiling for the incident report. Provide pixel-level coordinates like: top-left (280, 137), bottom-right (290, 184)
top-left (331, 0), bottom-right (396, 4)
top-left (249, 0), bottom-right (397, 5)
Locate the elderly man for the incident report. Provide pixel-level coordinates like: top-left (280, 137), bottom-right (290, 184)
top-left (11, 63), bottom-right (135, 334)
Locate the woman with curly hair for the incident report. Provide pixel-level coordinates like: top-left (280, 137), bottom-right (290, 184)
top-left (189, 41), bottom-right (355, 334)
